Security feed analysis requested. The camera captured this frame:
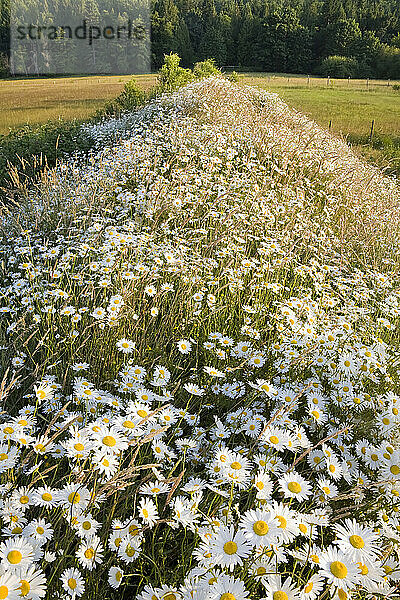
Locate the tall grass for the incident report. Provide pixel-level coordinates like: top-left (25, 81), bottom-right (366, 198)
top-left (0, 78), bottom-right (399, 600)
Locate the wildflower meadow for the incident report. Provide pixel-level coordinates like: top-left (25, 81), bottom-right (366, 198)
top-left (0, 77), bottom-right (400, 600)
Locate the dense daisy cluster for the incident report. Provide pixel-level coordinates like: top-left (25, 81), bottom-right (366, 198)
top-left (0, 78), bottom-right (400, 600)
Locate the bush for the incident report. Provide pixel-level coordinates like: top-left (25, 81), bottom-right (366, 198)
top-left (99, 77), bottom-right (147, 117)
top-left (193, 58), bottom-right (221, 79)
top-left (226, 70), bottom-right (240, 83)
top-left (319, 55), bottom-right (359, 78)
top-left (0, 119), bottom-right (93, 195)
top-left (393, 84), bottom-right (400, 91)
top-left (375, 45), bottom-right (400, 79)
top-left (157, 53), bottom-right (194, 93)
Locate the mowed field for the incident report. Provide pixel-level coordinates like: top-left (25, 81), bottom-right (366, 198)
top-left (0, 74), bottom-right (156, 131)
top-left (0, 72), bottom-right (399, 173)
top-left (241, 73), bottom-right (400, 175)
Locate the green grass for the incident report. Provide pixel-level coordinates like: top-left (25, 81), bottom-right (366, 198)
top-left (0, 74), bottom-right (157, 133)
top-left (240, 73), bottom-right (400, 176)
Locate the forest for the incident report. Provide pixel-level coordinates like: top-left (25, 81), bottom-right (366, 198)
top-left (0, 0), bottom-right (400, 77)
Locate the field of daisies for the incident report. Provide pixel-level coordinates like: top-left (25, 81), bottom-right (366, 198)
top-left (0, 76), bottom-right (400, 600)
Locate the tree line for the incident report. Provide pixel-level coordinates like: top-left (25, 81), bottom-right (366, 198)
top-left (1, 0), bottom-right (400, 78)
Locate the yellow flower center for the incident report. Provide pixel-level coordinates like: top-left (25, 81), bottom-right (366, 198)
top-left (7, 550), bottom-right (22, 564)
top-left (68, 492), bottom-right (81, 504)
top-left (338, 590), bottom-right (348, 600)
top-left (304, 582), bottom-right (313, 593)
top-left (310, 554), bottom-right (319, 563)
top-left (12, 527), bottom-right (22, 534)
top-left (82, 521), bottom-right (91, 531)
top-left (36, 526), bottom-right (44, 535)
top-left (253, 520), bottom-right (269, 536)
top-left (123, 522), bottom-right (137, 536)
top-left (257, 566), bottom-right (266, 575)
top-left (288, 481), bottom-right (301, 494)
top-left (269, 435), bottom-right (279, 444)
top-left (42, 493), bottom-right (52, 502)
top-left (299, 524), bottom-right (307, 534)
top-left (349, 534), bottom-right (365, 549)
top-left (358, 562), bottom-right (369, 575)
top-left (0, 453), bottom-right (8, 460)
top-left (123, 420), bottom-right (135, 429)
top-left (20, 581), bottom-right (30, 597)
top-left (390, 465), bottom-right (400, 475)
top-left (220, 595), bottom-right (235, 600)
top-left (330, 561), bottom-right (348, 579)
top-left (102, 436), bottom-right (116, 447)
top-left (223, 541), bottom-right (238, 555)
top-left (74, 443), bottom-right (84, 452)
top-left (0, 587), bottom-right (9, 600)
top-left (273, 593), bottom-right (289, 600)
top-left (383, 565), bottom-right (393, 574)
top-left (116, 571), bottom-right (122, 582)
top-left (84, 548), bottom-right (94, 560)
top-left (137, 410), bottom-right (147, 418)
top-left (276, 516), bottom-right (287, 528)
top-left (230, 461), bottom-right (241, 470)
top-left (126, 547), bottom-right (136, 557)
top-left (68, 578), bottom-right (77, 590)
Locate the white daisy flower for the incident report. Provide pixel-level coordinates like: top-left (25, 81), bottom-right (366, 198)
top-left (319, 546), bottom-right (360, 590)
top-left (211, 525), bottom-right (252, 571)
top-left (278, 472), bottom-right (312, 501)
top-left (61, 568), bottom-right (85, 598)
top-left (239, 508), bottom-right (279, 547)
top-left (334, 519), bottom-right (380, 562)
top-left (108, 566), bottom-right (124, 589)
top-left (0, 572), bottom-right (20, 600)
top-left (0, 538), bottom-right (34, 571)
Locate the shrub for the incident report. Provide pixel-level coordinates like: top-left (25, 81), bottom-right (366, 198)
top-left (319, 55), bottom-right (359, 78)
top-left (99, 77), bottom-right (147, 117)
top-left (157, 53), bottom-right (194, 93)
top-left (0, 119), bottom-right (93, 195)
top-left (193, 58), bottom-right (221, 79)
top-left (226, 70), bottom-right (240, 83)
top-left (375, 45), bottom-right (400, 79)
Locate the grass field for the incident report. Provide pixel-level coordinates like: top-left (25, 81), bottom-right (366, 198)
top-left (0, 72), bottom-right (399, 174)
top-left (240, 73), bottom-right (400, 175)
top-left (0, 74), bottom-right (156, 132)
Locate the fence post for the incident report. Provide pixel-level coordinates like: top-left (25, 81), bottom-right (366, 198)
top-left (329, 120), bottom-right (332, 130)
top-left (369, 119), bottom-right (375, 142)
top-left (327, 76), bottom-right (330, 87)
